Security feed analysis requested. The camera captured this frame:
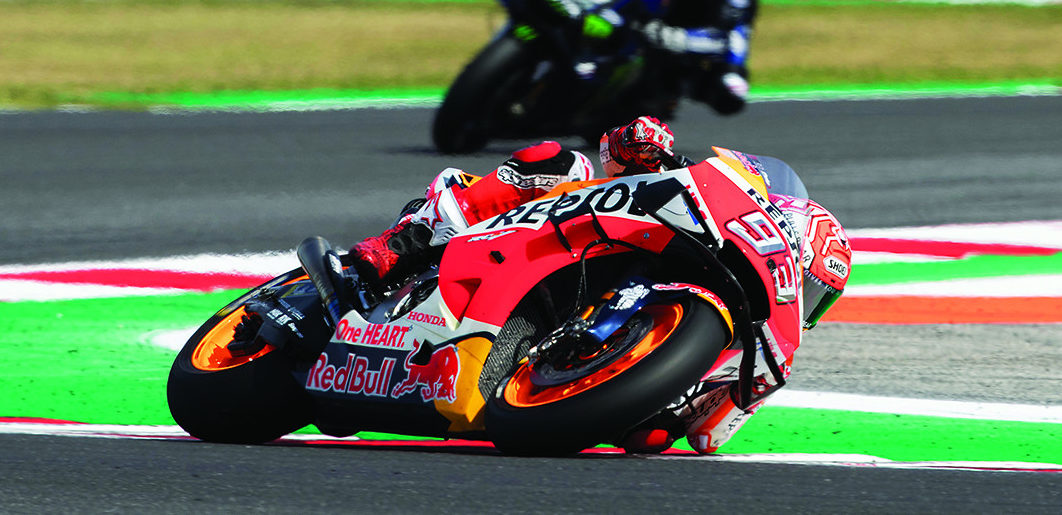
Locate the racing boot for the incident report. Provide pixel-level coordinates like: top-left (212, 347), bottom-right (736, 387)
top-left (681, 371), bottom-right (785, 454)
top-left (348, 214), bottom-right (436, 295)
top-left (695, 62), bottom-right (749, 116)
top-left (347, 168), bottom-right (481, 294)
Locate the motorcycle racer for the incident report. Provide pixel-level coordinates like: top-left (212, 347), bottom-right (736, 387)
top-left (349, 115), bottom-right (851, 454)
top-left (598, 118), bottom-right (851, 454)
top-left (619, 189), bottom-right (850, 454)
top-left (542, 0), bottom-right (757, 115)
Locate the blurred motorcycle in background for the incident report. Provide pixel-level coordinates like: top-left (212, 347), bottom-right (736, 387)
top-left (432, 0), bottom-right (750, 154)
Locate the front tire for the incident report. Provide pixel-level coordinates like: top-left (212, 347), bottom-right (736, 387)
top-left (486, 297), bottom-right (729, 455)
top-left (432, 35), bottom-right (540, 154)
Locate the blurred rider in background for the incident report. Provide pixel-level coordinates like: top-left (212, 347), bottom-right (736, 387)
top-left (542, 0), bottom-right (757, 115)
top-left (350, 115), bottom-right (850, 454)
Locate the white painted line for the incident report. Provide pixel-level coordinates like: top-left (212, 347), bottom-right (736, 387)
top-left (144, 327), bottom-right (199, 351)
top-left (5, 421), bottom-right (1054, 471)
top-left (652, 453), bottom-right (1062, 471)
top-left (771, 390), bottom-right (1062, 424)
top-left (0, 280), bottom-right (186, 302)
top-left (0, 422), bottom-right (355, 442)
top-left (847, 221), bottom-right (1062, 249)
top-left (843, 274), bottom-right (1062, 297)
top-left (0, 250), bottom-right (298, 276)
top-left (852, 251), bottom-right (951, 265)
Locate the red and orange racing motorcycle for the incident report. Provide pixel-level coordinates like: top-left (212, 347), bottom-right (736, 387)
top-left (167, 147), bottom-right (797, 455)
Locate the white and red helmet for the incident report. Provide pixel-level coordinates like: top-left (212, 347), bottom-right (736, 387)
top-left (800, 202), bottom-right (851, 328)
top-left (772, 195), bottom-right (851, 329)
top-left (599, 116), bottom-right (676, 177)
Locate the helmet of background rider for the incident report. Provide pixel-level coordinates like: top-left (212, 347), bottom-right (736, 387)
top-left (801, 201), bottom-right (851, 329)
top-left (598, 116), bottom-right (676, 177)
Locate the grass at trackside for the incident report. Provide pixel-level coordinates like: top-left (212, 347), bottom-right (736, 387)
top-left (0, 0), bottom-right (1059, 108)
top-left (2, 291), bottom-right (1061, 463)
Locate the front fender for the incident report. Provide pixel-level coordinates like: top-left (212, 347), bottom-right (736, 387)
top-left (587, 276), bottom-right (734, 346)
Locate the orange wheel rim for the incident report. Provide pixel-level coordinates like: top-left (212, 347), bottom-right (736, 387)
top-left (190, 305), bottom-right (275, 371)
top-left (503, 303), bottom-right (684, 408)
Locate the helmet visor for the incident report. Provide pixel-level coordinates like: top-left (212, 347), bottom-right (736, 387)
top-left (802, 269), bottom-right (843, 330)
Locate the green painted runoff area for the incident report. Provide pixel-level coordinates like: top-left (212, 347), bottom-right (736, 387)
top-left (2, 289), bottom-right (1060, 462)
top-left (853, 252), bottom-right (1062, 286)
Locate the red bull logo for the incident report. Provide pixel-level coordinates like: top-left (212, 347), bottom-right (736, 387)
top-left (305, 352), bottom-right (395, 398)
top-left (390, 340), bottom-right (460, 403)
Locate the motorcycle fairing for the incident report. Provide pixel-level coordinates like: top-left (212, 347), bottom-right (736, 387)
top-left (691, 156), bottom-right (803, 361)
top-left (711, 146), bottom-right (770, 199)
top-left (299, 330), bottom-right (499, 437)
top-left (584, 275), bottom-right (734, 346)
top-left (441, 159), bottom-right (801, 360)
top-left (389, 335), bottom-right (495, 433)
top-left (438, 169), bottom-right (722, 328)
top-left (304, 152), bottom-right (803, 436)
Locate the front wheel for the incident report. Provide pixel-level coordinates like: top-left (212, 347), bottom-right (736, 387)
top-left (432, 35), bottom-right (541, 154)
top-left (485, 297), bottom-right (729, 455)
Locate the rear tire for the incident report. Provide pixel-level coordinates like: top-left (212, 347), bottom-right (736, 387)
top-left (167, 293), bottom-right (313, 444)
top-left (486, 297), bottom-right (728, 455)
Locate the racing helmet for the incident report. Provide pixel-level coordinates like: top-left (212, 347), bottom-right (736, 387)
top-left (800, 202), bottom-right (851, 329)
top-left (598, 116), bottom-right (676, 177)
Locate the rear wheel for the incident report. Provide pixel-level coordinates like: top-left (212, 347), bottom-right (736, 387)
top-left (432, 36), bottom-right (542, 154)
top-left (485, 297), bottom-right (729, 455)
top-left (167, 289), bottom-right (313, 444)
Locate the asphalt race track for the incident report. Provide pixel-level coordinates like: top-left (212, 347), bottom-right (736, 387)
top-left (4, 96), bottom-right (1061, 264)
top-left (2, 96), bottom-right (1061, 512)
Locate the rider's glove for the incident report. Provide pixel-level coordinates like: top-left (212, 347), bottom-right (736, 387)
top-left (605, 116), bottom-right (676, 174)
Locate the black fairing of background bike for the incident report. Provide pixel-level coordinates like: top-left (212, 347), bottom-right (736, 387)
top-left (475, 19), bottom-right (672, 138)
